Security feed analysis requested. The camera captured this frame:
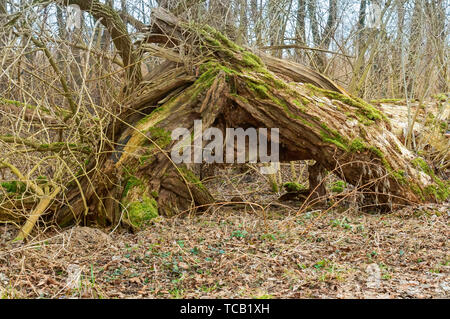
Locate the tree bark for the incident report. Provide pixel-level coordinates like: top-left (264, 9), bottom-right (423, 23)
top-left (295, 0), bottom-right (306, 59)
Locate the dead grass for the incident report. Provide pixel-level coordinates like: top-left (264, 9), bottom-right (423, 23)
top-left (0, 165), bottom-right (448, 299)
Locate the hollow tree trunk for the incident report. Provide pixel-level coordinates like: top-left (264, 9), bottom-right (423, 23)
top-left (55, 8), bottom-right (448, 228)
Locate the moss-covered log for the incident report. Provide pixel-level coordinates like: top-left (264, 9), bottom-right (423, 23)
top-left (52, 7), bottom-right (447, 228)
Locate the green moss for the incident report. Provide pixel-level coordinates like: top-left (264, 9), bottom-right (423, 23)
top-left (126, 196), bottom-right (158, 228)
top-left (247, 82), bottom-right (270, 99)
top-left (270, 180), bottom-right (279, 192)
top-left (301, 97), bottom-right (310, 105)
top-left (410, 183), bottom-right (425, 201)
top-left (321, 132), bottom-right (348, 151)
top-left (145, 127), bottom-right (172, 148)
top-left (242, 52), bottom-right (263, 68)
top-left (293, 99), bottom-right (307, 112)
top-left (305, 84), bottom-right (387, 123)
top-left (392, 170), bottom-right (407, 185)
top-left (0, 97), bottom-right (44, 112)
top-left (434, 93), bottom-right (447, 102)
top-left (138, 154), bottom-right (152, 166)
top-left (204, 25), bottom-right (244, 52)
top-left (201, 30), bottom-right (237, 58)
top-left (411, 158), bottom-right (433, 175)
top-left (349, 138), bottom-right (366, 152)
top-left (229, 93), bottom-right (249, 104)
top-left (259, 72), bottom-right (287, 89)
top-left (137, 106), bottom-right (164, 126)
top-left (424, 184), bottom-right (449, 202)
top-left (368, 146), bottom-right (384, 159)
top-left (357, 114), bottom-right (375, 126)
top-left (319, 123), bottom-right (349, 151)
top-left (150, 190), bottom-right (159, 198)
top-left (188, 65), bottom-right (225, 100)
top-left (411, 157), bottom-right (449, 201)
top-left (283, 182), bottom-right (306, 192)
top-left (179, 166), bottom-right (206, 191)
top-left (330, 180), bottom-right (347, 193)
top-left (1, 181), bottom-right (26, 193)
top-left (123, 176), bottom-right (142, 198)
top-left (242, 51), bottom-right (263, 65)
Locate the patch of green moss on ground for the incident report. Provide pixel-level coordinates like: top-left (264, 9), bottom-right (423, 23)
top-left (126, 196), bottom-right (158, 228)
top-left (270, 180), bottom-right (279, 192)
top-left (283, 182), bottom-right (307, 192)
top-left (0, 97), bottom-right (49, 113)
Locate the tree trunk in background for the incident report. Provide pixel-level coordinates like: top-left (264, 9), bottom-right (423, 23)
top-left (236, 0), bottom-right (248, 45)
top-left (250, 0), bottom-right (262, 47)
top-left (267, 0), bottom-right (282, 58)
top-left (101, 0), bottom-right (114, 51)
top-left (322, 0), bottom-right (337, 51)
top-left (295, 0), bottom-right (306, 60)
top-left (425, 0), bottom-right (448, 93)
top-left (120, 0), bottom-right (128, 27)
top-left (353, 0), bottom-right (366, 89)
top-left (307, 0), bottom-right (337, 72)
top-left (56, 6), bottom-right (66, 39)
top-left (392, 0), bottom-right (405, 97)
top-left (0, 0), bottom-right (5, 14)
top-left (49, 7), bottom-right (448, 229)
top-left (406, 0), bottom-right (423, 97)
top-left (63, 0), bottom-right (142, 87)
top-left (0, 0), bottom-right (7, 45)
top-left (210, 0), bottom-right (236, 38)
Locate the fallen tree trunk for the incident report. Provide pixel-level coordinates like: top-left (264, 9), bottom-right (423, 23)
top-left (48, 7), bottom-right (447, 228)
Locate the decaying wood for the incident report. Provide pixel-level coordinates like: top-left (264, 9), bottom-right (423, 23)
top-left (10, 5), bottom-right (447, 230)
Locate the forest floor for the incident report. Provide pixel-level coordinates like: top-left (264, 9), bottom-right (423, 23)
top-left (0, 164), bottom-right (448, 299)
